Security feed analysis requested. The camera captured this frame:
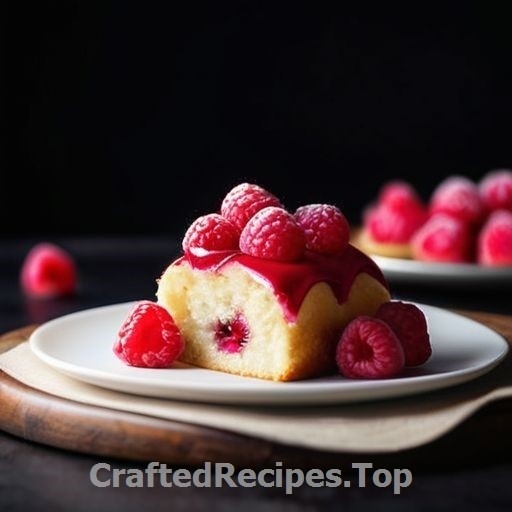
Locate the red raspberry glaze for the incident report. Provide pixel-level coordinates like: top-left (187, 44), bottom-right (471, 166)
top-left (173, 245), bottom-right (389, 323)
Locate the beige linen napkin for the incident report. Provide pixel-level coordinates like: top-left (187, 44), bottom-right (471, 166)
top-left (1, 338), bottom-right (512, 453)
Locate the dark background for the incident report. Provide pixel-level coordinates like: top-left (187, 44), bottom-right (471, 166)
top-left (3, 1), bottom-right (512, 237)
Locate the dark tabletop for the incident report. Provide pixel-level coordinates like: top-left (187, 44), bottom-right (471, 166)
top-left (1, 236), bottom-right (512, 511)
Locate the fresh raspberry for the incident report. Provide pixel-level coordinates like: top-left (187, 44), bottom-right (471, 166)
top-left (294, 203), bottom-right (350, 256)
top-left (411, 213), bottom-right (474, 263)
top-left (335, 316), bottom-right (405, 379)
top-left (20, 242), bottom-right (77, 298)
top-left (377, 180), bottom-right (423, 209)
top-left (182, 213), bottom-right (240, 253)
top-left (220, 182), bottom-right (283, 234)
top-left (361, 180), bottom-right (426, 244)
top-left (365, 198), bottom-right (427, 244)
top-left (113, 301), bottom-right (184, 368)
top-left (375, 301), bottom-right (432, 366)
top-left (478, 168), bottom-right (512, 213)
top-left (477, 209), bottom-right (512, 266)
top-left (239, 206), bottom-right (306, 262)
top-left (428, 175), bottom-right (485, 225)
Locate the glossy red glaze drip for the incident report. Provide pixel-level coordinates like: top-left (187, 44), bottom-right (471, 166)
top-left (172, 245), bottom-right (389, 322)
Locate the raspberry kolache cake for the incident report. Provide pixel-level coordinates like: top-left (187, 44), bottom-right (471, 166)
top-left (155, 183), bottom-right (391, 382)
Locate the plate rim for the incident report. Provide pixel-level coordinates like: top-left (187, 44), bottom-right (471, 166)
top-left (370, 254), bottom-right (512, 280)
top-left (28, 301), bottom-right (510, 406)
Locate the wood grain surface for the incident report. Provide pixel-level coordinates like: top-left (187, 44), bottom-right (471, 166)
top-left (1, 312), bottom-right (512, 470)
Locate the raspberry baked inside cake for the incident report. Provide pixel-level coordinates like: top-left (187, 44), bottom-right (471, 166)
top-left (156, 183), bottom-right (391, 381)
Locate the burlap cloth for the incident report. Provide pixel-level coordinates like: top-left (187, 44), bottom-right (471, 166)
top-left (1, 315), bottom-right (511, 453)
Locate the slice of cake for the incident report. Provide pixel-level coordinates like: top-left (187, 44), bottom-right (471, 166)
top-left (155, 183), bottom-right (391, 382)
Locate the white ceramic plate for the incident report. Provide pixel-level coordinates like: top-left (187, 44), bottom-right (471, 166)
top-left (29, 302), bottom-right (509, 406)
top-left (370, 255), bottom-right (512, 285)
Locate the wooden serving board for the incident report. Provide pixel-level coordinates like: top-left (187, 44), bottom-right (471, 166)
top-left (1, 312), bottom-right (512, 470)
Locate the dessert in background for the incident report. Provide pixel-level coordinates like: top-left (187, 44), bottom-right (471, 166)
top-left (411, 213), bottom-right (474, 263)
top-left (356, 180), bottom-right (428, 258)
top-left (477, 209), bottom-right (512, 266)
top-left (357, 169), bottom-right (512, 266)
top-left (479, 169), bottom-right (512, 212)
